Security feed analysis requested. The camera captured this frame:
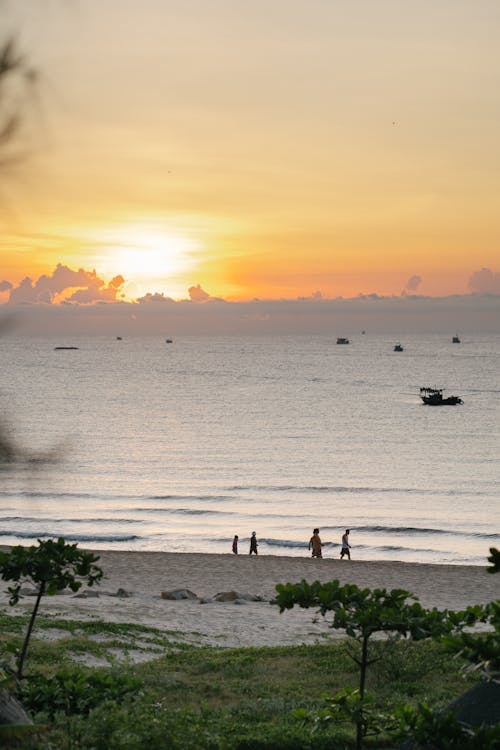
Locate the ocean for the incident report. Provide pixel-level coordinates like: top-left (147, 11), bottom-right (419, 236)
top-left (0, 333), bottom-right (499, 565)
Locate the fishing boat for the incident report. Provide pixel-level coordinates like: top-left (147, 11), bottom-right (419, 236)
top-left (393, 343), bottom-right (404, 352)
top-left (420, 387), bottom-right (463, 406)
top-left (452, 335), bottom-right (460, 343)
top-left (336, 337), bottom-right (350, 345)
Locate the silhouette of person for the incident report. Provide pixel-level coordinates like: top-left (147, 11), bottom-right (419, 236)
top-left (249, 531), bottom-right (258, 555)
top-left (340, 529), bottom-right (351, 560)
top-left (232, 535), bottom-right (239, 555)
top-left (308, 528), bottom-right (323, 558)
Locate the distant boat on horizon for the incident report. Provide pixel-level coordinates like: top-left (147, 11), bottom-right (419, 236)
top-left (452, 335), bottom-right (461, 343)
top-left (393, 343), bottom-right (404, 352)
top-left (336, 337), bottom-right (350, 345)
top-left (54, 346), bottom-right (79, 350)
top-left (165, 338), bottom-right (173, 344)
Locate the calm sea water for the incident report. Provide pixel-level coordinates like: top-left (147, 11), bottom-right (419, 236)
top-left (0, 333), bottom-right (499, 565)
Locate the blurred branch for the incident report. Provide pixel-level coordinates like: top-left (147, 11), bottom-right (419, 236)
top-left (0, 35), bottom-right (38, 167)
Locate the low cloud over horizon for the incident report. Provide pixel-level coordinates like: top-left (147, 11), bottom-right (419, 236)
top-left (0, 264), bottom-right (498, 337)
top-left (1, 265), bottom-right (126, 305)
top-left (468, 267), bottom-right (500, 295)
top-left (1, 263), bottom-right (500, 308)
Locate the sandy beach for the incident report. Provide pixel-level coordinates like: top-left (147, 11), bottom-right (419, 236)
top-left (1, 550), bottom-right (498, 648)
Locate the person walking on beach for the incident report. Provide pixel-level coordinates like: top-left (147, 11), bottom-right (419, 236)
top-left (249, 531), bottom-right (258, 555)
top-left (308, 528), bottom-right (323, 558)
top-left (340, 529), bottom-right (351, 560)
top-left (232, 535), bottom-right (239, 555)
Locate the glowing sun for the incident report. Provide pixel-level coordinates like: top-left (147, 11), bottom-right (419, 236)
top-left (95, 225), bottom-right (200, 298)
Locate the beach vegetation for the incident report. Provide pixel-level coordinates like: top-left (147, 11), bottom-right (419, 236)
top-left (0, 610), bottom-right (480, 749)
top-left (19, 666), bottom-right (143, 720)
top-left (394, 701), bottom-right (500, 749)
top-left (273, 579), bottom-right (479, 749)
top-left (0, 538), bottom-right (102, 679)
top-left (488, 547), bottom-right (500, 574)
top-left (443, 600), bottom-right (500, 674)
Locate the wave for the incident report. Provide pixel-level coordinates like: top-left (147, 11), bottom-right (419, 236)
top-left (0, 531), bottom-right (140, 542)
top-left (150, 495), bottom-right (236, 502)
top-left (0, 490), bottom-right (237, 504)
top-left (261, 538), bottom-right (310, 549)
top-left (0, 490), bottom-right (129, 501)
top-left (166, 508), bottom-right (228, 515)
top-left (320, 525), bottom-right (500, 541)
top-left (224, 484), bottom-right (493, 497)
top-left (0, 516), bottom-right (142, 525)
top-left (130, 507), bottom-right (229, 515)
top-left (1, 487), bottom-right (496, 512)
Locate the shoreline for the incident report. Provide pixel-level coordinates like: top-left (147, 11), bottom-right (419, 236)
top-left (1, 549), bottom-right (498, 648)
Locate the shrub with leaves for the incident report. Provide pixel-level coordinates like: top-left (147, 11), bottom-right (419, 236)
top-left (19, 667), bottom-right (143, 719)
top-left (396, 701), bottom-right (500, 750)
top-left (443, 549), bottom-right (500, 682)
top-left (274, 579), bottom-right (476, 749)
top-left (488, 547), bottom-right (500, 574)
top-left (0, 538), bottom-right (102, 679)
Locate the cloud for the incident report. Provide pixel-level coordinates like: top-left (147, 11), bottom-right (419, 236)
top-left (7, 264), bottom-right (126, 305)
top-left (404, 274), bottom-right (422, 292)
top-left (137, 292), bottom-right (175, 304)
top-left (357, 292), bottom-right (384, 300)
top-left (188, 284), bottom-right (210, 302)
top-left (0, 280), bottom-right (13, 293)
top-left (66, 274), bottom-right (126, 303)
top-left (297, 290), bottom-right (323, 300)
top-left (468, 267), bottom-right (500, 294)
top-left (3, 291), bottom-right (499, 336)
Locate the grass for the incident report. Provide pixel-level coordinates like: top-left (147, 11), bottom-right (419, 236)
top-left (0, 612), bottom-right (480, 749)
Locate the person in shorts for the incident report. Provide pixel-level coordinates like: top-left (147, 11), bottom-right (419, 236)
top-left (340, 529), bottom-right (351, 560)
top-left (309, 528), bottom-right (323, 558)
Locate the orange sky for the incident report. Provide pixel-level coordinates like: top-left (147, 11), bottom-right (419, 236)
top-left (1, 0), bottom-right (500, 303)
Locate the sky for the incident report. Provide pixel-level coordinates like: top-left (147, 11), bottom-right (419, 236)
top-left (0, 0), bottom-right (499, 331)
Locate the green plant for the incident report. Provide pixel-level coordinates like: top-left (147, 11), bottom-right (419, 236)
top-left (396, 701), bottom-right (500, 749)
top-left (488, 547), bottom-right (500, 574)
top-left (443, 550), bottom-right (500, 679)
top-left (19, 667), bottom-right (143, 719)
top-left (274, 579), bottom-right (475, 750)
top-left (293, 685), bottom-right (394, 741)
top-left (0, 538), bottom-right (102, 679)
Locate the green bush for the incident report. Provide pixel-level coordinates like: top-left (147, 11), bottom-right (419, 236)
top-left (19, 667), bottom-right (143, 719)
top-left (396, 702), bottom-right (500, 750)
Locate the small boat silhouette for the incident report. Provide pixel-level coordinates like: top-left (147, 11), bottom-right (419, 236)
top-left (420, 387), bottom-right (463, 406)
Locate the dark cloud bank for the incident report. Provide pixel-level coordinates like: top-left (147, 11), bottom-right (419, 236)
top-left (0, 264), bottom-right (498, 335)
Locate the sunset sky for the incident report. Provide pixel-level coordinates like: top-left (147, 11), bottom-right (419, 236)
top-left (1, 0), bottom-right (500, 308)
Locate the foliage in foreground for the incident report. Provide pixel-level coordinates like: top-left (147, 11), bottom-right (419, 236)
top-left (19, 667), bottom-right (143, 720)
top-left (274, 579), bottom-right (479, 749)
top-left (0, 538), bottom-right (102, 679)
top-left (396, 702), bottom-right (500, 750)
top-left (488, 547), bottom-right (500, 574)
top-left (0, 618), bottom-right (481, 750)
